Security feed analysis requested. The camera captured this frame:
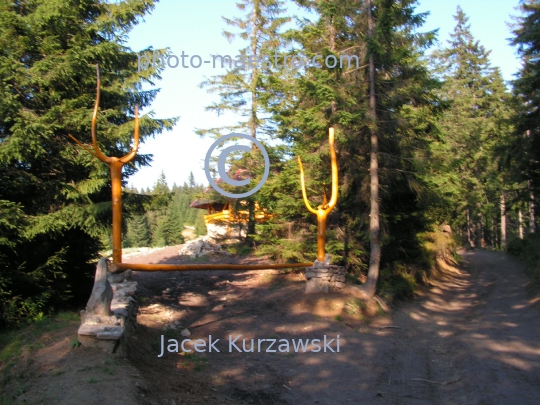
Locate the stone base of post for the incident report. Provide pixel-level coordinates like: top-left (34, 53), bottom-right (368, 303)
top-left (78, 260), bottom-right (138, 357)
top-left (304, 254), bottom-right (346, 293)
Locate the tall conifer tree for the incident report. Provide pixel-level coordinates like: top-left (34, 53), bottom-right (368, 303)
top-left (433, 7), bottom-right (512, 247)
top-left (0, 0), bottom-right (175, 326)
top-left (510, 0), bottom-right (540, 233)
top-left (197, 0), bottom-right (289, 236)
top-left (272, 0), bottom-right (441, 296)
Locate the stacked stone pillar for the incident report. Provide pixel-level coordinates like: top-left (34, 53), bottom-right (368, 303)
top-left (304, 254), bottom-right (345, 293)
top-left (78, 258), bottom-right (138, 356)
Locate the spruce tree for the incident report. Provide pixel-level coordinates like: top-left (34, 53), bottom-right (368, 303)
top-left (124, 214), bottom-right (151, 248)
top-left (268, 0), bottom-right (441, 296)
top-left (433, 7), bottom-right (513, 247)
top-left (352, 0), bottom-right (441, 296)
top-left (197, 0), bottom-right (289, 237)
top-left (510, 0), bottom-right (540, 232)
top-left (0, 0), bottom-right (175, 326)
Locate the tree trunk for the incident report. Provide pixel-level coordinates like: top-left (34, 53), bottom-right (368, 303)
top-left (518, 209), bottom-right (524, 239)
top-left (247, 200), bottom-right (256, 237)
top-left (362, 0), bottom-right (381, 298)
top-left (250, 0), bottom-right (259, 140)
top-left (467, 208), bottom-right (473, 248)
top-left (500, 192), bottom-right (507, 248)
top-left (477, 213), bottom-right (483, 248)
top-left (329, 15), bottom-right (337, 116)
top-left (488, 213), bottom-right (493, 247)
top-left (492, 213), bottom-right (498, 248)
top-left (246, 1), bottom-right (260, 238)
top-left (530, 186), bottom-right (536, 234)
top-left (344, 222), bottom-right (350, 267)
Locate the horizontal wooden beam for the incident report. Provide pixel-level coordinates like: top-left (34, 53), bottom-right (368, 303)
top-left (110, 262), bottom-right (313, 273)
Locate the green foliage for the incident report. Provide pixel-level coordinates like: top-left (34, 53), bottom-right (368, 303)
top-left (378, 264), bottom-right (418, 300)
top-left (510, 0), bottom-right (540, 199)
top-left (123, 214), bottom-right (151, 248)
top-left (196, 0), bottom-right (289, 139)
top-left (507, 234), bottom-right (540, 288)
top-left (430, 7), bottom-right (513, 246)
top-left (0, 0), bottom-right (175, 327)
top-left (225, 243), bottom-right (254, 256)
top-left (377, 229), bottom-right (459, 300)
top-left (344, 298), bottom-right (366, 318)
top-left (253, 221), bottom-right (314, 263)
top-left (122, 172), bottom-right (206, 248)
top-left (256, 0), bottom-right (443, 278)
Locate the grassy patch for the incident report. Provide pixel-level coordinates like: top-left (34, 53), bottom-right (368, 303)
top-left (376, 229), bottom-right (459, 301)
top-left (225, 243), bottom-right (254, 256)
top-left (0, 311), bottom-right (79, 367)
top-left (164, 327), bottom-right (179, 340)
top-left (102, 366), bottom-right (115, 376)
top-left (178, 352), bottom-right (208, 371)
top-left (376, 301), bottom-right (387, 317)
top-left (378, 263), bottom-right (417, 300)
top-left (344, 298), bottom-right (366, 319)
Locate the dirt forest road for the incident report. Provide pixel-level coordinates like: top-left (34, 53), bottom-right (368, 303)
top-left (128, 249), bottom-right (540, 405)
top-left (330, 250), bottom-right (540, 405)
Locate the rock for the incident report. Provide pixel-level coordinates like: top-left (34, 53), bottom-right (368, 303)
top-left (78, 334), bottom-right (121, 354)
top-left (305, 276), bottom-right (329, 293)
top-left (79, 259), bottom-right (139, 357)
top-left (442, 224), bottom-right (452, 234)
top-left (178, 238), bottom-right (204, 257)
top-left (112, 308), bottom-right (129, 318)
top-left (181, 328), bottom-right (191, 337)
top-left (96, 327), bottom-right (124, 340)
top-left (85, 258), bottom-right (113, 316)
top-left (304, 261), bottom-right (346, 294)
top-left (178, 236), bottom-right (233, 258)
top-left (107, 269), bottom-right (133, 283)
top-left (78, 325), bottom-right (124, 339)
top-left (207, 223), bottom-right (247, 240)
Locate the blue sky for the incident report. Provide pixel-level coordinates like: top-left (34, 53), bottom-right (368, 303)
top-left (125, 0), bottom-right (523, 191)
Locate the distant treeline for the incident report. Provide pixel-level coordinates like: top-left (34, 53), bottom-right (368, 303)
top-left (118, 172), bottom-right (207, 249)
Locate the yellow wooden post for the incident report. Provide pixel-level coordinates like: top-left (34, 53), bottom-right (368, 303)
top-left (297, 128), bottom-right (339, 262)
top-left (69, 66), bottom-right (139, 264)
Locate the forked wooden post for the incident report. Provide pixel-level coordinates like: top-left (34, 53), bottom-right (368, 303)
top-left (69, 66), bottom-right (139, 264)
top-left (297, 128), bottom-right (339, 262)
top-left (68, 67), bottom-right (326, 272)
